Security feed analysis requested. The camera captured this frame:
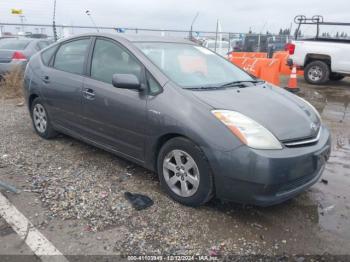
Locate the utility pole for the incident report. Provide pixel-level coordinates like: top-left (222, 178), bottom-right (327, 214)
top-left (189, 12), bottom-right (199, 41)
top-left (19, 15), bottom-right (25, 32)
top-left (52, 0), bottom-right (58, 41)
top-left (85, 10), bottom-right (100, 32)
top-left (214, 19), bottom-right (219, 52)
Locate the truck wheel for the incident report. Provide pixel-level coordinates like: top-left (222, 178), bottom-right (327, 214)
top-left (304, 61), bottom-right (330, 85)
top-left (329, 73), bottom-right (345, 81)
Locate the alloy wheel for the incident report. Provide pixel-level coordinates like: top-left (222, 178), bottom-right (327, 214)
top-left (33, 104), bottom-right (47, 133)
top-left (162, 150), bottom-right (200, 197)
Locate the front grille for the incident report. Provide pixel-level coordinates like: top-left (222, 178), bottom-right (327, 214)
top-left (283, 127), bottom-right (321, 148)
top-left (277, 173), bottom-right (316, 193)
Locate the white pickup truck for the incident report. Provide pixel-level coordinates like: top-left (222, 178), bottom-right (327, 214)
top-left (288, 39), bottom-right (350, 85)
top-left (287, 16), bottom-right (350, 85)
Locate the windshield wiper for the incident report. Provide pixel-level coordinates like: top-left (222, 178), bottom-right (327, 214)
top-left (185, 84), bottom-right (243, 90)
top-left (184, 80), bottom-right (265, 90)
top-left (185, 86), bottom-right (225, 90)
top-left (220, 80), bottom-right (265, 87)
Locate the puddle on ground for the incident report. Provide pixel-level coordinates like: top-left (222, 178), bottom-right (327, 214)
top-left (290, 82), bottom-right (350, 242)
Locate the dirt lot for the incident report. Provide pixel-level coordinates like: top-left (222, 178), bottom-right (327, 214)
top-left (0, 76), bottom-right (349, 260)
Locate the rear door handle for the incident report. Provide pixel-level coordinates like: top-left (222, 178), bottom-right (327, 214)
top-left (82, 88), bottom-right (95, 100)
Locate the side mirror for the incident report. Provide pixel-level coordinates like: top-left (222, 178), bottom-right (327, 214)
top-left (112, 74), bottom-right (141, 90)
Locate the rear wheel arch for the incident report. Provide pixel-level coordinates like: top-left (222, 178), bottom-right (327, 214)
top-left (28, 94), bottom-right (39, 112)
top-left (305, 54), bottom-right (331, 69)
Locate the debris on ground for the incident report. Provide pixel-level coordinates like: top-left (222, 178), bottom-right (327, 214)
top-left (124, 192), bottom-right (154, 210)
top-left (0, 181), bottom-right (20, 194)
top-left (320, 205), bottom-right (335, 215)
top-left (321, 179), bottom-right (329, 185)
top-left (16, 101), bottom-right (25, 107)
top-left (208, 248), bottom-right (218, 256)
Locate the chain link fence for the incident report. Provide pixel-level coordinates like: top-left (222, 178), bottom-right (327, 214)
top-left (0, 23), bottom-right (293, 56)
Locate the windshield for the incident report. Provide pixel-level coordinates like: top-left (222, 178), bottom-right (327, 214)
top-left (136, 42), bottom-right (253, 88)
top-left (0, 39), bottom-right (31, 50)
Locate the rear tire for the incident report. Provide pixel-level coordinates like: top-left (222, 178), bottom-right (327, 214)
top-left (329, 73), bottom-right (345, 81)
top-left (31, 97), bottom-right (58, 139)
top-left (157, 137), bottom-right (214, 207)
top-left (304, 60), bottom-right (330, 85)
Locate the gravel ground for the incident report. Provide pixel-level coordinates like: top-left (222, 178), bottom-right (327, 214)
top-left (0, 77), bottom-right (350, 258)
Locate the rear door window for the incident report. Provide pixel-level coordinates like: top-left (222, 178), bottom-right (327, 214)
top-left (53, 38), bottom-right (91, 75)
top-left (0, 39), bottom-right (31, 50)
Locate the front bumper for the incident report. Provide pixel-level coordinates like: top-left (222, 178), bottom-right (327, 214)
top-left (207, 126), bottom-right (331, 206)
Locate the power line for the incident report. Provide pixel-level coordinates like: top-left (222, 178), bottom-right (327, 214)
top-left (0, 22), bottom-right (249, 35)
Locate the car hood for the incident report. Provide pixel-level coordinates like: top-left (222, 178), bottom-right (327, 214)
top-left (190, 84), bottom-right (321, 141)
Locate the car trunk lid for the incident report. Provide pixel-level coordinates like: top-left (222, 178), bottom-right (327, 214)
top-left (0, 50), bottom-right (15, 63)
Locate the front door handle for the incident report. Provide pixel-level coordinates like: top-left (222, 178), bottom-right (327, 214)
top-left (82, 88), bottom-right (95, 100)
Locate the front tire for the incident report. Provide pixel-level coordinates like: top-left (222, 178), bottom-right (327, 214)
top-left (304, 60), bottom-right (330, 85)
top-left (31, 97), bottom-right (58, 139)
top-left (157, 137), bottom-right (214, 207)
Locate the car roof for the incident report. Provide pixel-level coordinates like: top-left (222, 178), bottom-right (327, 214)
top-left (59, 32), bottom-right (195, 45)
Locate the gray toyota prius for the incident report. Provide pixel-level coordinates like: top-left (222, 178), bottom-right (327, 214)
top-left (23, 33), bottom-right (331, 207)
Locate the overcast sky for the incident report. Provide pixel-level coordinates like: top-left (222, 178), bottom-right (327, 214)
top-left (0, 0), bottom-right (349, 34)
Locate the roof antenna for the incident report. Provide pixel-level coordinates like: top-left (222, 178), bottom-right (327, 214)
top-left (85, 10), bottom-right (100, 32)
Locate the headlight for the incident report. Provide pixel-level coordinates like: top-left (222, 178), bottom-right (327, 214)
top-left (212, 110), bottom-right (282, 150)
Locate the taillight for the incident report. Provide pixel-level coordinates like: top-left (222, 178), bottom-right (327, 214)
top-left (285, 43), bottom-right (295, 55)
top-left (12, 51), bottom-right (27, 62)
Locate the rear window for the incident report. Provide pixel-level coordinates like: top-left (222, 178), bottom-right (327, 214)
top-left (0, 39), bottom-right (31, 50)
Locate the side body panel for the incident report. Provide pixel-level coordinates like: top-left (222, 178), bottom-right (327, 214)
top-left (81, 77), bottom-right (148, 162)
